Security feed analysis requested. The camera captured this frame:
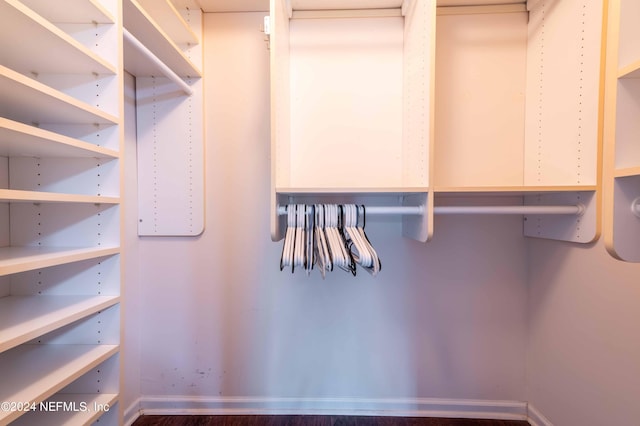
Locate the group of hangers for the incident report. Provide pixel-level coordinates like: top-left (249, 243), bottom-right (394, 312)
top-left (280, 204), bottom-right (381, 278)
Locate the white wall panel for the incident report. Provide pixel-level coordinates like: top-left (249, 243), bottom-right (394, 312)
top-left (527, 238), bottom-right (640, 425)
top-left (434, 12), bottom-right (527, 187)
top-left (122, 71), bottom-right (143, 419)
top-left (288, 17), bottom-right (404, 188)
top-left (136, 76), bottom-right (205, 236)
top-left (524, 0), bottom-right (602, 186)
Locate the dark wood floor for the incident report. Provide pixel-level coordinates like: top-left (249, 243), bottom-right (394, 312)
top-left (132, 415), bottom-right (529, 426)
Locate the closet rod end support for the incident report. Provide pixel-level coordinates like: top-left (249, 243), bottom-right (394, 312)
top-left (631, 198), bottom-right (640, 218)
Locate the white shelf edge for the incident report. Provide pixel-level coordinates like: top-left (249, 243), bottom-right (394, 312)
top-left (0, 295), bottom-right (120, 354)
top-left (618, 59), bottom-right (640, 79)
top-left (434, 185), bottom-right (598, 194)
top-left (3, 0), bottom-right (117, 75)
top-left (0, 189), bottom-right (119, 204)
top-left (292, 8), bottom-right (403, 19)
top-left (9, 393), bottom-right (119, 426)
top-left (276, 187), bottom-right (430, 194)
top-left (0, 65), bottom-right (119, 125)
top-left (436, 3), bottom-right (527, 16)
top-left (289, 0), bottom-right (404, 11)
top-left (614, 166), bottom-right (640, 178)
top-left (0, 344), bottom-right (119, 424)
top-left (0, 246), bottom-right (120, 277)
top-left (0, 117), bottom-right (119, 158)
top-left (137, 0), bottom-right (199, 45)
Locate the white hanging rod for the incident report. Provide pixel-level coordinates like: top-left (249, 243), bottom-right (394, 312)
top-left (123, 29), bottom-right (193, 97)
top-left (277, 205), bottom-right (424, 216)
top-left (277, 204), bottom-right (585, 216)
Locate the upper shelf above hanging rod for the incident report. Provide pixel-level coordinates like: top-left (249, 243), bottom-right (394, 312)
top-left (123, 29), bottom-right (193, 96)
top-left (277, 204), bottom-right (586, 216)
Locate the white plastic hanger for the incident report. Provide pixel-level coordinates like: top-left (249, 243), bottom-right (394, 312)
top-left (344, 204), bottom-right (372, 270)
top-left (280, 204), bottom-right (296, 272)
top-left (356, 205), bottom-right (381, 276)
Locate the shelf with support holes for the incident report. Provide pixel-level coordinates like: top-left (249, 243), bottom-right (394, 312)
top-left (17, 0), bottom-right (114, 24)
top-left (0, 295), bottom-right (120, 353)
top-left (124, 0), bottom-right (201, 78)
top-left (0, 0), bottom-right (116, 76)
top-left (9, 393), bottom-right (119, 426)
top-left (0, 343), bottom-right (119, 424)
top-left (0, 118), bottom-right (119, 159)
top-left (0, 189), bottom-right (119, 204)
top-left (0, 65), bottom-right (118, 126)
top-left (136, 0), bottom-right (199, 45)
top-left (0, 246), bottom-right (120, 277)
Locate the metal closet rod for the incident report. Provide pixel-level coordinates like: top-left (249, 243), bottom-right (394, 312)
top-left (277, 204), bottom-right (586, 216)
top-left (123, 29), bottom-right (193, 96)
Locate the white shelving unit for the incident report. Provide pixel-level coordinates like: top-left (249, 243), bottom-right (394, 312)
top-left (123, 0), bottom-right (201, 78)
top-left (270, 0), bottom-right (604, 244)
top-left (432, 0), bottom-right (604, 243)
top-left (603, 0), bottom-right (640, 261)
top-left (124, 0), bottom-right (205, 237)
top-left (270, 0), bottom-right (435, 242)
top-left (0, 0), bottom-right (123, 424)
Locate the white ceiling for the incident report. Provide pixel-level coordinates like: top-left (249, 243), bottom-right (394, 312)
top-left (195, 0), bottom-right (526, 13)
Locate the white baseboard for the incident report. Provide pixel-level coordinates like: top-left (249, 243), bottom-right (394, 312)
top-left (124, 398), bottom-right (142, 426)
top-left (527, 403), bottom-right (553, 426)
top-left (124, 396), bottom-right (527, 422)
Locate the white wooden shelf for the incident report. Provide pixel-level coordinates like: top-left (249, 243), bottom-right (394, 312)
top-left (10, 393), bottom-right (118, 426)
top-left (0, 344), bottom-right (118, 424)
top-left (0, 295), bottom-right (120, 353)
top-left (0, 65), bottom-right (119, 126)
top-left (276, 187), bottom-right (430, 195)
top-left (0, 118), bottom-right (118, 159)
top-left (434, 185), bottom-right (597, 196)
top-left (18, 0), bottom-right (115, 24)
top-left (290, 0), bottom-right (404, 10)
top-left (137, 0), bottom-right (199, 45)
top-left (0, 0), bottom-right (116, 75)
top-left (618, 59), bottom-right (640, 79)
top-left (123, 29), bottom-right (193, 95)
top-left (0, 189), bottom-right (119, 204)
top-left (0, 246), bottom-right (120, 277)
top-left (124, 0), bottom-right (201, 78)
top-left (614, 167), bottom-right (640, 178)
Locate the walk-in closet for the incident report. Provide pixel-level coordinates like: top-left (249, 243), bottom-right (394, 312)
top-left (0, 0), bottom-right (639, 425)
